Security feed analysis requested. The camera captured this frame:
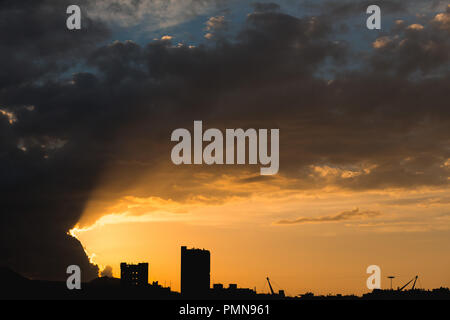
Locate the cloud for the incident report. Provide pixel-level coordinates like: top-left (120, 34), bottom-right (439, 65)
top-left (205, 15), bottom-right (228, 39)
top-left (206, 16), bottom-right (228, 31)
top-left (431, 5), bottom-right (450, 30)
top-left (100, 265), bottom-right (113, 278)
top-left (85, 0), bottom-right (230, 30)
top-left (0, 1), bottom-right (449, 281)
top-left (303, 0), bottom-right (448, 18)
top-left (276, 208), bottom-right (382, 225)
top-left (0, 0), bottom-right (111, 281)
top-left (251, 2), bottom-right (281, 13)
top-left (370, 8), bottom-right (449, 75)
top-left (407, 23), bottom-right (425, 30)
top-left (0, 0), bottom-right (109, 91)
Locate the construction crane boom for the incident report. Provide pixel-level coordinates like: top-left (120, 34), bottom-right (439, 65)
top-left (412, 276), bottom-right (418, 290)
top-left (399, 276), bottom-right (419, 291)
top-left (266, 277), bottom-right (275, 295)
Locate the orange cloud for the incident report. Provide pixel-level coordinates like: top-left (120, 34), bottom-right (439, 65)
top-left (275, 208), bottom-right (381, 225)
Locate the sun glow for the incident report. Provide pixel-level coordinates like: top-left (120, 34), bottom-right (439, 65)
top-left (69, 180), bottom-right (450, 293)
top-left (68, 227), bottom-right (101, 272)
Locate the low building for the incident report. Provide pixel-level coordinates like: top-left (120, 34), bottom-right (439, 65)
top-left (120, 263), bottom-right (148, 287)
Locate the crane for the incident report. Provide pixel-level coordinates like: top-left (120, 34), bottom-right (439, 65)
top-left (266, 277), bottom-right (275, 295)
top-left (398, 275), bottom-right (419, 291)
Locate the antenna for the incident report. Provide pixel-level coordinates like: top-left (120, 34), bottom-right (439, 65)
top-left (387, 276), bottom-right (395, 290)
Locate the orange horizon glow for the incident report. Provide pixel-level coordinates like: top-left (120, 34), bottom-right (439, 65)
top-left (69, 171), bottom-right (450, 295)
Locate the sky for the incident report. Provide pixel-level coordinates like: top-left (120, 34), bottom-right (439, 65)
top-left (1, 0), bottom-right (449, 295)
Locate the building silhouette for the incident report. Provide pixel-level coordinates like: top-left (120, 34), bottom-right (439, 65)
top-left (181, 246), bottom-right (210, 298)
top-left (211, 283), bottom-right (261, 299)
top-left (1, 257), bottom-right (450, 300)
top-left (120, 263), bottom-right (148, 287)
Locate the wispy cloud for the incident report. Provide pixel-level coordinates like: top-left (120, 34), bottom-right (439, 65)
top-left (87, 0), bottom-right (228, 30)
top-left (275, 208), bottom-right (381, 225)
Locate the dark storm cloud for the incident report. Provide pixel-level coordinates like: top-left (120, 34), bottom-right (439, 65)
top-left (303, 0), bottom-right (447, 17)
top-left (0, 0), bottom-right (110, 280)
top-left (251, 2), bottom-right (281, 13)
top-left (370, 14), bottom-right (450, 76)
top-left (0, 1), bottom-right (449, 281)
top-left (0, 0), bottom-right (109, 90)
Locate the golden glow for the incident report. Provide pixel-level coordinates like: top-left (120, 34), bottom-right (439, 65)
top-left (407, 23), bottom-right (425, 30)
top-left (71, 171), bottom-right (450, 294)
top-left (373, 36), bottom-right (392, 49)
top-left (0, 109), bottom-right (17, 124)
top-left (68, 228), bottom-right (101, 273)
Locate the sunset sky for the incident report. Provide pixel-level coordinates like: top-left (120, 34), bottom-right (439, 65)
top-left (1, 0), bottom-right (449, 295)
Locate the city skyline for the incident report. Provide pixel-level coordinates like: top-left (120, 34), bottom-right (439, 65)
top-left (65, 241), bottom-right (446, 296)
top-left (1, 245), bottom-right (449, 300)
